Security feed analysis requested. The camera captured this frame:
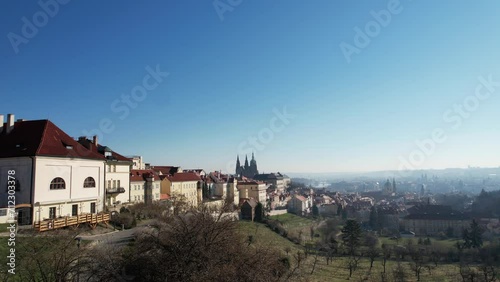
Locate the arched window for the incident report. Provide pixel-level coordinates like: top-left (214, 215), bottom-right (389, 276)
top-left (83, 177), bottom-right (96, 188)
top-left (50, 177), bottom-right (65, 190)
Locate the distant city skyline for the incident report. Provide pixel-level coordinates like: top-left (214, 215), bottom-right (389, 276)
top-left (2, 1), bottom-right (500, 173)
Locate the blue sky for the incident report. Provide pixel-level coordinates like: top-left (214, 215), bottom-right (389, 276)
top-left (1, 0), bottom-right (500, 173)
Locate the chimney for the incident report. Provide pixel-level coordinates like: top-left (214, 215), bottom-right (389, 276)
top-left (92, 135), bottom-right (98, 147)
top-left (0, 115), bottom-right (4, 133)
top-left (6, 114), bottom-right (14, 134)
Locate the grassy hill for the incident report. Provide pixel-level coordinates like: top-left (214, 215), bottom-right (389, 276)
top-left (237, 215), bottom-right (478, 281)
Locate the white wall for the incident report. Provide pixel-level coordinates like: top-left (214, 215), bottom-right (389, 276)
top-left (105, 163), bottom-right (131, 204)
top-left (32, 156), bottom-right (105, 221)
top-left (129, 180), bottom-right (161, 204)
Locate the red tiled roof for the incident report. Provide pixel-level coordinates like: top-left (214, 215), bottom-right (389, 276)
top-left (183, 169), bottom-right (205, 175)
top-left (168, 172), bottom-right (201, 182)
top-left (77, 138), bottom-right (130, 162)
top-left (0, 120), bottom-right (104, 160)
top-left (151, 166), bottom-right (180, 175)
top-left (107, 150), bottom-right (129, 162)
top-left (295, 195), bottom-right (307, 202)
top-left (238, 181), bottom-right (265, 185)
top-left (130, 169), bottom-right (160, 182)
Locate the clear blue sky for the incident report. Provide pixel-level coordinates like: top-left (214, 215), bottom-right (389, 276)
top-left (1, 0), bottom-right (500, 173)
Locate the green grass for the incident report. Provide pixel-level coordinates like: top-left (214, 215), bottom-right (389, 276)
top-left (379, 236), bottom-right (461, 251)
top-left (237, 221), bottom-right (300, 252)
top-left (0, 237), bottom-right (8, 255)
top-left (239, 219), bottom-right (483, 281)
top-left (269, 213), bottom-right (318, 236)
top-left (310, 256), bottom-right (462, 282)
top-left (0, 223), bottom-right (13, 231)
top-left (238, 220), bottom-right (469, 281)
top-left (269, 213), bottom-right (316, 227)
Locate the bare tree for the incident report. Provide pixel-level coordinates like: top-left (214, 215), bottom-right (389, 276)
top-left (478, 246), bottom-right (497, 282)
top-left (392, 262), bottom-right (407, 282)
top-left (408, 245), bottom-right (426, 281)
top-left (459, 262), bottom-right (478, 282)
top-left (310, 252), bottom-right (320, 275)
top-left (13, 230), bottom-right (86, 282)
top-left (346, 255), bottom-right (362, 278)
top-left (121, 205), bottom-right (289, 282)
top-left (381, 243), bottom-right (392, 274)
top-left (364, 232), bottom-right (379, 270)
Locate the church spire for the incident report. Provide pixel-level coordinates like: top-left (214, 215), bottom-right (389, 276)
top-left (235, 155), bottom-right (242, 176)
top-left (244, 155), bottom-right (249, 169)
top-left (249, 151), bottom-right (258, 177)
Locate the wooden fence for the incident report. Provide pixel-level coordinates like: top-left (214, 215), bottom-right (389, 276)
top-left (33, 213), bottom-right (111, 232)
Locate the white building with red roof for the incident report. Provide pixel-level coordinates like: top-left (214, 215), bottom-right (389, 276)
top-left (0, 114), bottom-right (106, 226)
top-left (77, 136), bottom-right (132, 207)
top-left (130, 170), bottom-right (162, 204)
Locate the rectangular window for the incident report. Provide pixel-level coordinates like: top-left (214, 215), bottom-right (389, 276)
top-left (49, 207), bottom-right (56, 219)
top-left (72, 204), bottom-right (78, 216)
top-left (117, 180), bottom-right (121, 188)
top-left (113, 180), bottom-right (117, 188)
top-left (0, 209), bottom-right (6, 216)
top-left (90, 202), bottom-right (96, 214)
top-left (108, 165), bottom-right (111, 172)
top-left (156, 193), bottom-right (159, 199)
top-left (113, 165), bottom-right (116, 172)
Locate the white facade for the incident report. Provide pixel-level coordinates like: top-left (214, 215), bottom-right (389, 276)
top-left (130, 180), bottom-right (161, 204)
top-left (130, 156), bottom-right (145, 169)
top-left (32, 156), bottom-right (105, 222)
top-left (0, 156), bottom-right (106, 224)
top-left (287, 196), bottom-right (309, 216)
top-left (238, 182), bottom-right (267, 203)
top-left (105, 163), bottom-right (131, 205)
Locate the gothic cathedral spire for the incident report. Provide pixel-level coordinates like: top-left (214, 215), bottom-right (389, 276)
top-left (235, 155), bottom-right (242, 175)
